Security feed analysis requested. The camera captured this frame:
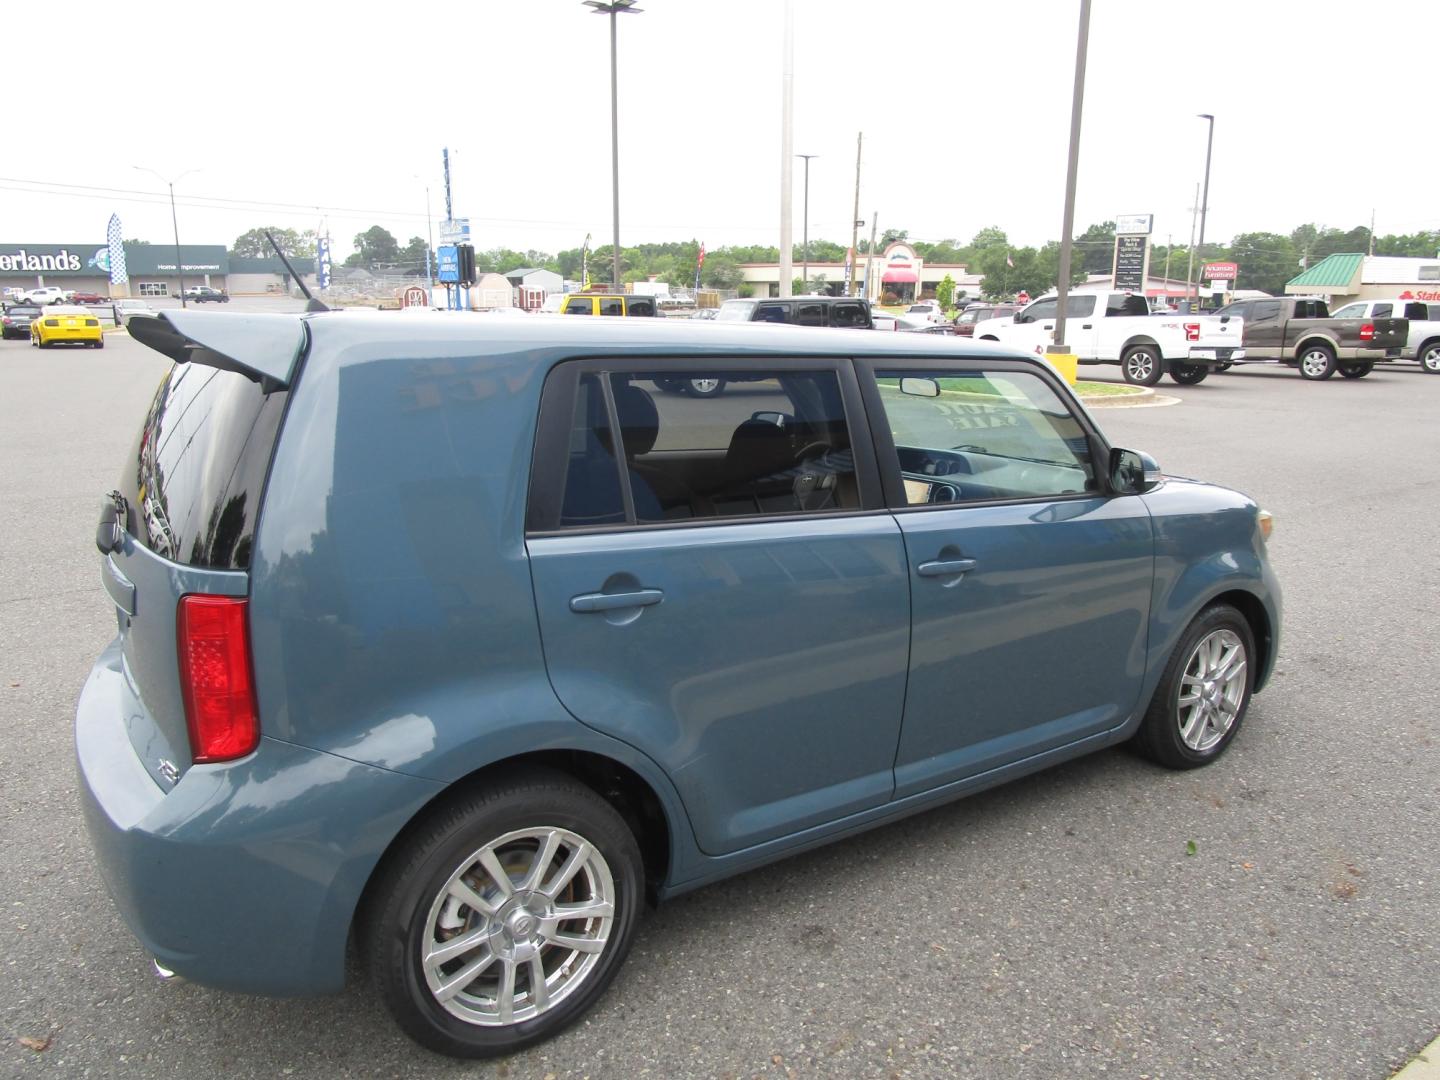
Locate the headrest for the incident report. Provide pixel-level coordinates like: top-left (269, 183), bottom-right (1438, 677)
top-left (611, 383), bottom-right (659, 457)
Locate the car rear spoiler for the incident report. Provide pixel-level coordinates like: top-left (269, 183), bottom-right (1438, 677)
top-left (128, 310), bottom-right (306, 393)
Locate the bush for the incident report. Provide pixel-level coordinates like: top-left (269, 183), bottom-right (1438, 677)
top-left (881, 290), bottom-right (900, 306)
top-left (737, 283), bottom-right (755, 298)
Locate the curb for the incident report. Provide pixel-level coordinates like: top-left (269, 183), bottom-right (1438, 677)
top-left (1079, 387), bottom-right (1176, 408)
top-left (1392, 1033), bottom-right (1440, 1079)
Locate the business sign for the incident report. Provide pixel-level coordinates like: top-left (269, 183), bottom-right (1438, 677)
top-left (1114, 214), bottom-right (1154, 236)
top-left (439, 218), bottom-right (471, 245)
top-left (436, 245), bottom-right (460, 283)
top-left (316, 236), bottom-right (332, 289)
top-left (1203, 261), bottom-right (1238, 281)
top-left (1113, 235), bottom-right (1150, 291)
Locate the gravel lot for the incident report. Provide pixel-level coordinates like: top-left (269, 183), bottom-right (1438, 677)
top-left (1, 320), bottom-right (1436, 1079)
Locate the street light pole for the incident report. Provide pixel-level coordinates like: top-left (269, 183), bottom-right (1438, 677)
top-left (134, 166), bottom-right (198, 308)
top-left (1050, 0), bottom-right (1091, 354)
top-left (584, 0), bottom-right (643, 290)
top-left (1196, 113), bottom-right (1215, 304)
top-left (797, 154), bottom-right (817, 290)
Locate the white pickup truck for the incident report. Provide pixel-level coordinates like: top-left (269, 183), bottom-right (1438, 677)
top-left (1330, 297), bottom-right (1440, 374)
top-left (974, 290), bottom-right (1245, 385)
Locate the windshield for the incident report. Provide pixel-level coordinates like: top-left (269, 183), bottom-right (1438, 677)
top-left (716, 300), bottom-right (757, 322)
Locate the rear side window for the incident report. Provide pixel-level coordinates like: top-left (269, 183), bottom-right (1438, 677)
top-left (600, 298), bottom-right (624, 316)
top-left (1252, 301), bottom-right (1281, 320)
top-left (1372, 303), bottom-right (1393, 318)
top-left (534, 367), bottom-right (861, 529)
top-left (118, 366), bottom-right (287, 569)
top-left (627, 298), bottom-right (655, 316)
top-left (795, 302), bottom-right (825, 326)
top-left (754, 304), bottom-right (788, 324)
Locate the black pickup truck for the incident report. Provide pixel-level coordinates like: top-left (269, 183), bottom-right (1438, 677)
top-left (1214, 296), bottom-right (1407, 380)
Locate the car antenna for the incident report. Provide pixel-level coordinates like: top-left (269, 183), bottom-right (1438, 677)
top-left (265, 230), bottom-right (329, 312)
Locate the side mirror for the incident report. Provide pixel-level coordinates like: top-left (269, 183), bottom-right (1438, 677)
top-left (1109, 447), bottom-right (1162, 494)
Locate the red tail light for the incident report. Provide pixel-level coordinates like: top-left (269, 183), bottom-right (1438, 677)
top-left (1359, 323), bottom-right (1375, 342)
top-left (176, 595), bottom-right (259, 763)
top-left (1184, 322), bottom-right (1201, 342)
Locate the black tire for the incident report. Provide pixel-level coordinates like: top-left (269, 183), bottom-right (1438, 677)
top-left (95, 337), bottom-right (105, 350)
top-left (652, 376), bottom-right (686, 395)
top-left (362, 769), bottom-right (644, 1059)
top-left (1297, 344), bottom-right (1336, 380)
top-left (1132, 603), bottom-right (1256, 769)
top-left (684, 377), bottom-right (726, 398)
top-left (1121, 345), bottom-right (1164, 386)
top-left (1417, 340), bottom-right (1440, 374)
top-left (1216, 361), bottom-right (1234, 372)
top-left (1168, 362), bottom-right (1210, 385)
top-left (1337, 362), bottom-right (1371, 379)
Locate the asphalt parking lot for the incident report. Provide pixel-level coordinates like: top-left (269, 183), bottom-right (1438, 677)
top-left (1, 322), bottom-right (1437, 1079)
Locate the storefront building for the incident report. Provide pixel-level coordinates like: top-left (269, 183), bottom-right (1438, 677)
top-left (739, 243), bottom-right (983, 304)
top-left (1, 242), bottom-right (315, 297)
top-left (1286, 253), bottom-right (1440, 304)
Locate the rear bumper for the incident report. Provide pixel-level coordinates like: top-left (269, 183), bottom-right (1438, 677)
top-left (1184, 346), bottom-right (1244, 364)
top-left (76, 638), bottom-right (444, 995)
top-left (37, 327), bottom-right (102, 342)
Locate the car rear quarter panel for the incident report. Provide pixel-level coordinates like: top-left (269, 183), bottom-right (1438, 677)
top-left (245, 320), bottom-right (701, 876)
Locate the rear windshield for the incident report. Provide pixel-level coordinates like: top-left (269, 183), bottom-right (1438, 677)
top-left (117, 365), bottom-right (288, 569)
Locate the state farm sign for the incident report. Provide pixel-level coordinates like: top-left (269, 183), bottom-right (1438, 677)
top-left (1203, 262), bottom-right (1238, 281)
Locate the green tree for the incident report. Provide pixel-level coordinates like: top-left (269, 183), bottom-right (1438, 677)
top-left (969, 226), bottom-right (1009, 251)
top-left (1073, 221), bottom-right (1116, 275)
top-left (398, 236), bottom-right (429, 272)
top-left (879, 227), bottom-right (909, 249)
top-left (936, 273), bottom-right (956, 310)
top-left (702, 254), bottom-right (743, 289)
top-left (914, 239), bottom-right (966, 264)
top-left (976, 245), bottom-right (1048, 299)
top-left (230, 226), bottom-right (315, 259)
top-left (351, 226), bottom-right (399, 268)
top-left (1227, 232), bottom-right (1298, 295)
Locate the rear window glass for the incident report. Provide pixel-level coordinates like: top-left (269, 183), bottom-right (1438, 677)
top-left (117, 366), bottom-right (287, 569)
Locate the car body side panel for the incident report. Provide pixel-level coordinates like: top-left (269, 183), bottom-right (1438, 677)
top-left (1135, 478), bottom-right (1281, 705)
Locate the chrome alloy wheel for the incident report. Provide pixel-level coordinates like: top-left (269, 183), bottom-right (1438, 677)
top-left (1176, 628), bottom-right (1247, 752)
top-left (1300, 348), bottom-right (1332, 378)
top-left (421, 828), bottom-right (615, 1027)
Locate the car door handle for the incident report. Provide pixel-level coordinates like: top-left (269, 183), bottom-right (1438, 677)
top-left (1081, 323), bottom-right (1093, 329)
top-left (916, 558), bottom-right (977, 578)
top-left (569, 589), bottom-right (664, 613)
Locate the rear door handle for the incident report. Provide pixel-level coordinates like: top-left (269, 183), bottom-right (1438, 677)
top-left (916, 558), bottom-right (977, 578)
top-left (1081, 323), bottom-right (1093, 329)
top-left (570, 588), bottom-right (664, 613)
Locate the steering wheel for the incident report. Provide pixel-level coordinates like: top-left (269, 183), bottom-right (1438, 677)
top-left (792, 441), bottom-right (838, 511)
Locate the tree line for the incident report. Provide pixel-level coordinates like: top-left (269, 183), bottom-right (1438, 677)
top-left (227, 221), bottom-right (1440, 299)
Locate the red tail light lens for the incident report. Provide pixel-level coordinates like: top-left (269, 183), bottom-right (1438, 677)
top-left (1184, 322), bottom-right (1201, 342)
top-left (1359, 323), bottom-right (1375, 342)
top-left (176, 595), bottom-right (259, 763)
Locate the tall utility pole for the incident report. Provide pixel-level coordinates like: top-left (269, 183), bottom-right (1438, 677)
top-left (848, 132), bottom-right (863, 296)
top-left (584, 1), bottom-right (643, 288)
top-left (864, 214), bottom-right (878, 300)
top-left (1163, 233), bottom-right (1172, 290)
top-left (1185, 182), bottom-right (1200, 304)
top-left (778, 0), bottom-right (795, 297)
top-left (1195, 113), bottom-right (1215, 301)
top-left (797, 154), bottom-right (817, 290)
top-left (1369, 208), bottom-right (1376, 256)
top-left (133, 166), bottom-right (198, 308)
top-left (1049, 0), bottom-right (1091, 354)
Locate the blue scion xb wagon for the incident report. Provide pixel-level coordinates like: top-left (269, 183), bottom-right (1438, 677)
top-left (78, 310), bottom-right (1280, 1057)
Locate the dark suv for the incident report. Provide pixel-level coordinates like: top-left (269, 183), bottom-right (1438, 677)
top-left (716, 294), bottom-right (874, 329)
top-left (79, 311), bottom-right (1280, 1059)
top-left (2, 303), bottom-right (42, 339)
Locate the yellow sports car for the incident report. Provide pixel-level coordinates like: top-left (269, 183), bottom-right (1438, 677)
top-left (31, 305), bottom-right (104, 348)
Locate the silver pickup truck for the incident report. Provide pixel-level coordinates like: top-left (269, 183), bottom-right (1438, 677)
top-left (1213, 296), bottom-right (1408, 380)
top-left (1329, 298), bottom-right (1440, 374)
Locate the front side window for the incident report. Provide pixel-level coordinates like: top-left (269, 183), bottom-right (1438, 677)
top-left (563, 297), bottom-right (593, 315)
top-left (627, 298), bottom-right (655, 316)
top-left (753, 303), bottom-right (788, 324)
top-left (795, 302), bottom-right (825, 326)
top-left (1251, 300), bottom-right (1282, 320)
top-left (539, 368), bottom-right (861, 529)
top-left (1331, 303), bottom-right (1364, 318)
top-left (874, 370), bottom-right (1096, 504)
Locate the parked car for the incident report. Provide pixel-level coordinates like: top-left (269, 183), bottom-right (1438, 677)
top-left (23, 286), bottom-right (73, 305)
top-left (1328, 297), bottom-right (1440, 374)
top-left (2, 286), bottom-right (26, 302)
top-left (30, 304), bottom-right (104, 348)
top-left (871, 312), bottom-right (900, 331)
top-left (183, 286), bottom-right (230, 303)
top-left (81, 311), bottom-right (1280, 1059)
top-left (900, 322), bottom-right (957, 335)
top-left (903, 300), bottom-right (945, 324)
top-left (70, 290), bottom-right (107, 304)
top-left (556, 293), bottom-right (658, 317)
top-left (2, 303), bottom-right (42, 339)
top-left (689, 307), bottom-right (719, 320)
top-left (953, 304), bottom-right (1016, 337)
top-left (715, 295), bottom-right (874, 329)
top-left (1212, 295), bottom-right (1407, 380)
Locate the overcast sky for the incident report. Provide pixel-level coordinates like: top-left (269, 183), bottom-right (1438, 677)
top-left (5, 0), bottom-right (1436, 259)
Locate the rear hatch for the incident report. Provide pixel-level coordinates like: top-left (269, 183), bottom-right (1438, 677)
top-left (98, 312), bottom-right (304, 787)
top-left (1194, 314), bottom-right (1243, 348)
top-left (1365, 317), bottom-right (1408, 351)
